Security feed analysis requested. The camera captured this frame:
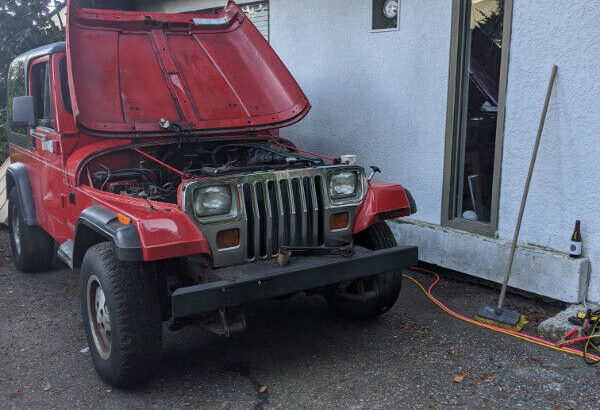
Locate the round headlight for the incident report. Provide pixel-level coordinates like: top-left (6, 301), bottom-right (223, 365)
top-left (329, 171), bottom-right (358, 199)
top-left (383, 0), bottom-right (398, 19)
top-left (194, 185), bottom-right (232, 217)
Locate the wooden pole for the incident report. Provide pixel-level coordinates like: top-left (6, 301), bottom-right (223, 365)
top-left (497, 65), bottom-right (558, 310)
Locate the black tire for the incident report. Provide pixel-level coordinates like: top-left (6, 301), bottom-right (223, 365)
top-left (325, 222), bottom-right (403, 320)
top-left (8, 188), bottom-right (54, 272)
top-left (79, 242), bottom-right (162, 387)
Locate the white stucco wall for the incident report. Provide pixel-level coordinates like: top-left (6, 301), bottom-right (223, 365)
top-left (269, 0), bottom-right (600, 301)
top-left (269, 0), bottom-right (452, 226)
top-left (498, 1), bottom-right (600, 300)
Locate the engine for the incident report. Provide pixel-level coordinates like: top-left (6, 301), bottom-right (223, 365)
top-left (84, 139), bottom-right (325, 205)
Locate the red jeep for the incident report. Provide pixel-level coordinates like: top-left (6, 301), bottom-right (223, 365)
top-left (5, 0), bottom-right (417, 386)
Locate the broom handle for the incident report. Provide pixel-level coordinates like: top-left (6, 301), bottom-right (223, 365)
top-left (497, 65), bottom-right (558, 310)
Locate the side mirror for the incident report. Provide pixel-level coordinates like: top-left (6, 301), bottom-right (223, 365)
top-left (12, 96), bottom-right (36, 128)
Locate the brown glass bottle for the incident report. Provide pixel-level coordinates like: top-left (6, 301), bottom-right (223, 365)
top-left (570, 220), bottom-right (582, 258)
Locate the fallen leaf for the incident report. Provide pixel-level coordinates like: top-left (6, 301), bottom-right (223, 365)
top-left (258, 385), bottom-right (267, 394)
top-left (0, 377), bottom-right (5, 382)
top-left (10, 388), bottom-right (24, 399)
top-left (43, 383), bottom-right (51, 391)
top-left (453, 375), bottom-right (464, 383)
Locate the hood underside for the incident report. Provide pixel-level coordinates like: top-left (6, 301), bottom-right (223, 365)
top-left (66, 0), bottom-right (310, 137)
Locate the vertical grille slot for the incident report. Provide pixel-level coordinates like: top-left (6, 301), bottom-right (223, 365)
top-left (314, 175), bottom-right (324, 245)
top-left (279, 179), bottom-right (291, 247)
top-left (267, 181), bottom-right (279, 255)
top-left (255, 183), bottom-right (268, 257)
top-left (291, 178), bottom-right (303, 245)
top-left (243, 183), bottom-right (255, 259)
top-left (302, 177), bottom-right (315, 246)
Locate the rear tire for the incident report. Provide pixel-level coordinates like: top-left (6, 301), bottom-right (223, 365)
top-left (325, 222), bottom-right (403, 320)
top-left (8, 188), bottom-right (54, 272)
top-left (79, 242), bottom-right (162, 387)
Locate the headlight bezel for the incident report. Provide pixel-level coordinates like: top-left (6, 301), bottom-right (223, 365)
top-left (185, 181), bottom-right (240, 223)
top-left (327, 167), bottom-right (366, 205)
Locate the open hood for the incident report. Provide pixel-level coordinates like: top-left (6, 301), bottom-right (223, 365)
top-left (66, 0), bottom-right (310, 137)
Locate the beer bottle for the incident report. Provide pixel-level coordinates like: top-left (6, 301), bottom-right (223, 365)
top-left (570, 220), bottom-right (582, 258)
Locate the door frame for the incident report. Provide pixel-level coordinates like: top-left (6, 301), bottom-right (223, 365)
top-left (441, 0), bottom-right (513, 237)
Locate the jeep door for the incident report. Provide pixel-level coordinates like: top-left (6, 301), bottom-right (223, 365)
top-left (27, 56), bottom-right (69, 242)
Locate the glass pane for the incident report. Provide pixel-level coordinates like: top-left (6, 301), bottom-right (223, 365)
top-left (455, 0), bottom-right (504, 223)
top-left (31, 62), bottom-right (54, 129)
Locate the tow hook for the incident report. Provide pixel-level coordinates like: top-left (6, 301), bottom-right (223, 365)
top-left (277, 245), bottom-right (355, 266)
top-left (205, 307), bottom-right (246, 337)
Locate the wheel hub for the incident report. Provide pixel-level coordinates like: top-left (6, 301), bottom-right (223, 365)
top-left (87, 276), bottom-right (111, 359)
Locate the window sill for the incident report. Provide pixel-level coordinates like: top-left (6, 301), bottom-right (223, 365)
top-left (370, 27), bottom-right (399, 33)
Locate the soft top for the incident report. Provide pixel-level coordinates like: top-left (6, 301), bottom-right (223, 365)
top-left (13, 42), bottom-right (66, 94)
top-left (66, 0), bottom-right (310, 137)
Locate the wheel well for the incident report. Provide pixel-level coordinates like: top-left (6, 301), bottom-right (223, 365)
top-left (73, 224), bottom-right (111, 268)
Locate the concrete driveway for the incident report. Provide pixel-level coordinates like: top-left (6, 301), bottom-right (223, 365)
top-left (0, 229), bottom-right (598, 409)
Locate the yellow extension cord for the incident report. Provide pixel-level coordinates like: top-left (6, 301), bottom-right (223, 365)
top-left (402, 272), bottom-right (600, 363)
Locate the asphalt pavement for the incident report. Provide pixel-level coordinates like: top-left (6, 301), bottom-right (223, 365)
top-left (1, 228), bottom-right (599, 409)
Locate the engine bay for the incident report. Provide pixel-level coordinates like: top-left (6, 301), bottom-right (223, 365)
top-left (82, 138), bottom-right (325, 204)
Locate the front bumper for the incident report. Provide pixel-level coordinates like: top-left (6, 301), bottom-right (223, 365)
top-left (171, 245), bottom-right (418, 318)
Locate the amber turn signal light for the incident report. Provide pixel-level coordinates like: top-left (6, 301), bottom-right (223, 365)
top-left (329, 212), bottom-right (349, 230)
top-left (117, 213), bottom-right (131, 225)
top-left (217, 229), bottom-right (240, 249)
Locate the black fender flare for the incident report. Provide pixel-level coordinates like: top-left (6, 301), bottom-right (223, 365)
top-left (6, 162), bottom-right (38, 226)
top-left (73, 205), bottom-right (143, 267)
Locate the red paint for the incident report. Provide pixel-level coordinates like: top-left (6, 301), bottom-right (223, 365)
top-left (353, 179), bottom-right (412, 234)
top-left (8, 1), bottom-right (414, 266)
top-left (66, 0), bottom-right (310, 136)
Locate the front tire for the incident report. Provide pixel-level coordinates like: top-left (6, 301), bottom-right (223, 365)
top-left (325, 222), bottom-right (403, 320)
top-left (8, 188), bottom-right (54, 272)
top-left (79, 242), bottom-right (162, 387)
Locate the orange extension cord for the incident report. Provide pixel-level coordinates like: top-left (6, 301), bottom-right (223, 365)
top-left (403, 267), bottom-right (600, 364)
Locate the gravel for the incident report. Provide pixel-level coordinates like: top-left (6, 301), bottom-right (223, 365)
top-left (1, 228), bottom-right (599, 409)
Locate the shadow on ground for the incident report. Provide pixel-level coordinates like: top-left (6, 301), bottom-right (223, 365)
top-left (1, 229), bottom-right (598, 409)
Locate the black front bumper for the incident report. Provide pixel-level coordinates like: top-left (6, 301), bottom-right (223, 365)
top-left (171, 245), bottom-right (418, 319)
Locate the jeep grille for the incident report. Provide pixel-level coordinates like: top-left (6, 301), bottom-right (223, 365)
top-left (242, 175), bottom-right (325, 259)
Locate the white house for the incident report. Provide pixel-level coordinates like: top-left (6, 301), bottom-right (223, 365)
top-left (71, 0), bottom-right (600, 303)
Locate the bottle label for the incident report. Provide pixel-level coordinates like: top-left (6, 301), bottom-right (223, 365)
top-left (570, 241), bottom-right (582, 256)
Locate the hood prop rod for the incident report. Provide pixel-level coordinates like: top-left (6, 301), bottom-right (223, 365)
top-left (133, 148), bottom-right (190, 179)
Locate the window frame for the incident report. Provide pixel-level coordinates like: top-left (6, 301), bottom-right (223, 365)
top-left (28, 56), bottom-right (56, 132)
top-left (371, 0), bottom-right (400, 33)
top-left (441, 0), bottom-right (513, 237)
top-left (6, 57), bottom-right (28, 147)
